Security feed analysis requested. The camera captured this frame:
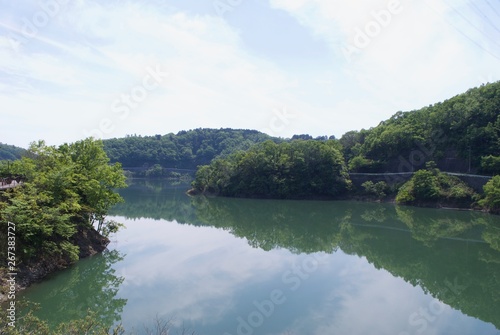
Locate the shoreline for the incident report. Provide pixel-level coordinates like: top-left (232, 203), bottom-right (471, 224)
top-left (0, 226), bottom-right (109, 304)
top-left (2, 188), bottom-right (493, 303)
top-left (187, 188), bottom-right (494, 214)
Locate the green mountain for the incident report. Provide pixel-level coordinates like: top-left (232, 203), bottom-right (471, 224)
top-left (102, 82), bottom-right (500, 176)
top-left (340, 81), bottom-right (500, 174)
top-left (0, 142), bottom-right (25, 161)
top-left (102, 128), bottom-right (279, 170)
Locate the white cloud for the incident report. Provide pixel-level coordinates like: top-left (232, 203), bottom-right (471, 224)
top-left (0, 1), bottom-right (302, 146)
top-left (110, 216), bottom-right (293, 329)
top-left (269, 0), bottom-right (500, 126)
top-left (0, 0), bottom-right (499, 146)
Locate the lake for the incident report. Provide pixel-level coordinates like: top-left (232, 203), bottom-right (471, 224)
top-left (20, 179), bottom-right (500, 335)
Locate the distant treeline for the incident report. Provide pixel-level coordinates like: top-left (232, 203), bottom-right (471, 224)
top-left (2, 82), bottom-right (499, 208)
top-left (0, 143), bottom-right (25, 161)
top-left (102, 128), bottom-right (279, 170)
top-left (102, 130), bottom-right (338, 171)
top-left (102, 82), bottom-right (500, 176)
top-left (190, 82), bottom-right (500, 211)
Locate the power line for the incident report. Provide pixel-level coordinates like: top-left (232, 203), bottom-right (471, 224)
top-left (485, 0), bottom-right (500, 19)
top-left (442, 0), bottom-right (500, 50)
top-left (422, 1), bottom-right (500, 61)
top-left (469, 1), bottom-right (500, 34)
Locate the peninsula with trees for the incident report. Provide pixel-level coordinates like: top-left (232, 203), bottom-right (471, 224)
top-left (189, 81), bottom-right (500, 212)
top-left (0, 81), bottom-right (499, 334)
top-left (0, 139), bottom-right (126, 295)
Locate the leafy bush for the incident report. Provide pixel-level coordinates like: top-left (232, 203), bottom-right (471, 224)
top-left (481, 155), bottom-right (500, 175)
top-left (361, 181), bottom-right (388, 199)
top-left (349, 156), bottom-right (383, 172)
top-left (145, 164), bottom-right (167, 178)
top-left (412, 170), bottom-right (440, 201)
top-left (396, 164), bottom-right (476, 206)
top-left (479, 175), bottom-right (500, 213)
top-left (0, 139), bottom-right (127, 263)
top-left (395, 181), bottom-right (415, 203)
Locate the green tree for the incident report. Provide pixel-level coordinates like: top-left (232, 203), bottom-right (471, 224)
top-left (192, 140), bottom-right (351, 199)
top-left (412, 169), bottom-right (440, 201)
top-left (479, 175), bottom-right (500, 213)
top-left (396, 165), bottom-right (476, 206)
top-left (63, 139), bottom-right (127, 235)
top-left (481, 155), bottom-right (500, 175)
top-left (0, 138), bottom-right (126, 265)
top-left (102, 128), bottom-right (277, 171)
top-left (344, 81), bottom-right (500, 173)
top-left (145, 164), bottom-right (166, 178)
top-left (0, 142), bottom-right (25, 161)
top-left (361, 181), bottom-right (388, 199)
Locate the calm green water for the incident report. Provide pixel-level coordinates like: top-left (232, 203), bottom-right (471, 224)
top-left (20, 179), bottom-right (500, 335)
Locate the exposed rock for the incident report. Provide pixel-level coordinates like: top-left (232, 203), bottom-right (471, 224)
top-left (0, 226), bottom-right (109, 302)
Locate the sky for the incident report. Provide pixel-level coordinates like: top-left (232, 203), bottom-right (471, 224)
top-left (1, 0), bottom-right (499, 148)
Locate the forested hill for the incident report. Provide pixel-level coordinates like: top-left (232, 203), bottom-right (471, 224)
top-left (102, 82), bottom-right (500, 174)
top-left (103, 128), bottom-right (279, 169)
top-left (341, 81), bottom-right (500, 174)
top-left (0, 143), bottom-right (25, 160)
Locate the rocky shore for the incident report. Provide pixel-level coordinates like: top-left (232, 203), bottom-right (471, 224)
top-left (0, 226), bottom-right (109, 303)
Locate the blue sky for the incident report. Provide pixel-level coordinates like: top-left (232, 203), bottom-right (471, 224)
top-left (1, 0), bottom-right (499, 147)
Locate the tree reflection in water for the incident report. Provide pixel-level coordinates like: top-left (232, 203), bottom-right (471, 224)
top-left (111, 180), bottom-right (500, 330)
top-left (19, 249), bottom-right (127, 329)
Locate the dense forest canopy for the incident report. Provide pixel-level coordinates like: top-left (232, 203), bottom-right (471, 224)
top-left (341, 81), bottom-right (500, 173)
top-left (0, 143), bottom-right (25, 161)
top-left (188, 82), bottom-right (500, 206)
top-left (1, 82), bottom-right (499, 204)
top-left (192, 140), bottom-right (351, 199)
top-left (102, 128), bottom-right (279, 169)
top-left (3, 82), bottom-right (499, 176)
top-left (100, 82), bottom-right (500, 175)
top-left (0, 139), bottom-right (126, 265)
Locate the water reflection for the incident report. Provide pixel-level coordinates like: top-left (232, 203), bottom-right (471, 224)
top-left (111, 180), bottom-right (500, 331)
top-left (19, 249), bottom-right (127, 328)
top-left (196, 198), bottom-right (500, 330)
top-left (109, 179), bottom-right (197, 223)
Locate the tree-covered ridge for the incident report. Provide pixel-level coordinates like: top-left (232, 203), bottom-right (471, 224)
top-left (0, 139), bottom-right (126, 270)
top-left (341, 81), bottom-right (500, 173)
top-left (185, 82), bottom-right (500, 205)
top-left (0, 143), bottom-right (25, 161)
top-left (191, 140), bottom-right (351, 199)
top-left (103, 128), bottom-right (278, 169)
